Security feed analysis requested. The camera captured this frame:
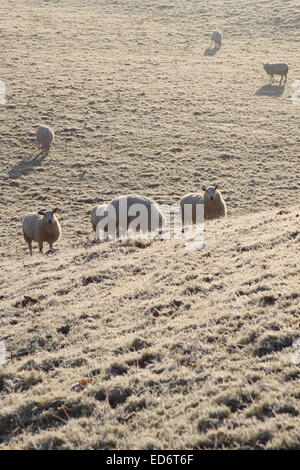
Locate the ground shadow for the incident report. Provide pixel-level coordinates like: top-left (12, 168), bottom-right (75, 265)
top-left (8, 152), bottom-right (46, 179)
top-left (255, 84), bottom-right (285, 97)
top-left (204, 46), bottom-right (221, 56)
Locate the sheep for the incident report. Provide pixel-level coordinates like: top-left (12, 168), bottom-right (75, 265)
top-left (104, 194), bottom-right (165, 239)
top-left (91, 204), bottom-right (108, 238)
top-left (202, 184), bottom-right (227, 220)
top-left (263, 63), bottom-right (288, 85)
top-left (22, 208), bottom-right (61, 255)
top-left (211, 30), bottom-right (223, 48)
top-left (180, 184), bottom-right (227, 225)
top-left (36, 125), bottom-right (54, 155)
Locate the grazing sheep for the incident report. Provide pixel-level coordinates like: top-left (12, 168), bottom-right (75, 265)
top-left (91, 204), bottom-right (108, 237)
top-left (22, 208), bottom-right (61, 255)
top-left (180, 184), bottom-right (226, 225)
top-left (36, 125), bottom-right (54, 155)
top-left (263, 63), bottom-right (288, 85)
top-left (105, 194), bottom-right (165, 239)
top-left (211, 30), bottom-right (223, 48)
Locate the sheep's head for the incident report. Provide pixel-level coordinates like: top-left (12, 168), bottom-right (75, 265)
top-left (263, 63), bottom-right (269, 71)
top-left (202, 184), bottom-right (219, 201)
top-left (38, 208), bottom-right (58, 224)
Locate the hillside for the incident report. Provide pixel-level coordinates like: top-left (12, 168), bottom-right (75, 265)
top-left (0, 0), bottom-right (299, 450)
top-left (1, 208), bottom-right (299, 449)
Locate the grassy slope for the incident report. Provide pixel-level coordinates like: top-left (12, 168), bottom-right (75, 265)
top-left (0, 0), bottom-right (299, 449)
top-left (1, 207), bottom-right (299, 449)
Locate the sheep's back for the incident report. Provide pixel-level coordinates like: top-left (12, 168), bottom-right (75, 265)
top-left (264, 63), bottom-right (288, 74)
top-left (180, 193), bottom-right (203, 208)
top-left (110, 195), bottom-right (157, 216)
top-left (108, 194), bottom-right (164, 231)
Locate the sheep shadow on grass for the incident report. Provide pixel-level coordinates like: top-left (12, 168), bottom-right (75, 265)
top-left (204, 45), bottom-right (221, 56)
top-left (255, 84), bottom-right (285, 97)
top-left (8, 153), bottom-right (47, 179)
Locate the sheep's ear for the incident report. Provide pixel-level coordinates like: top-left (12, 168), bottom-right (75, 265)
top-left (214, 183), bottom-right (219, 189)
top-left (38, 210), bottom-right (45, 216)
top-left (202, 186), bottom-right (206, 192)
top-left (52, 208), bottom-right (58, 213)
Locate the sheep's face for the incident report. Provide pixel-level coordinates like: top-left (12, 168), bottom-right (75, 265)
top-left (202, 185), bottom-right (219, 201)
top-left (38, 208), bottom-right (58, 224)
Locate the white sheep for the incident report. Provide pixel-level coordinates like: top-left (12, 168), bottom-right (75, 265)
top-left (211, 30), bottom-right (223, 48)
top-left (91, 204), bottom-right (108, 238)
top-left (104, 194), bottom-right (165, 239)
top-left (22, 209), bottom-right (61, 255)
top-left (180, 184), bottom-right (227, 225)
top-left (36, 125), bottom-right (54, 155)
top-left (263, 63), bottom-right (288, 85)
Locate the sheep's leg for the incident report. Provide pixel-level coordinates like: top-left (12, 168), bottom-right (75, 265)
top-left (44, 144), bottom-right (50, 156)
top-left (181, 211), bottom-right (185, 232)
top-left (117, 227), bottom-right (125, 239)
top-left (92, 223), bottom-right (99, 241)
top-left (23, 231), bottom-right (33, 255)
top-left (38, 240), bottom-right (43, 253)
top-left (28, 241), bottom-right (32, 256)
top-left (116, 225), bottom-right (127, 239)
top-left (37, 139), bottom-right (43, 150)
top-left (36, 139), bottom-right (43, 156)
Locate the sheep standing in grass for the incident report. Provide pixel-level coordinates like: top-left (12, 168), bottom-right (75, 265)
top-left (202, 184), bottom-right (227, 220)
top-left (105, 194), bottom-right (165, 239)
top-left (36, 125), bottom-right (54, 155)
top-left (263, 63), bottom-right (288, 85)
top-left (22, 209), bottom-right (61, 255)
top-left (91, 204), bottom-right (108, 238)
top-left (211, 30), bottom-right (223, 48)
top-left (180, 184), bottom-right (227, 225)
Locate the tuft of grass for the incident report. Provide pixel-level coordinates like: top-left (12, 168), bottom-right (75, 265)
top-left (254, 334), bottom-right (294, 357)
top-left (107, 387), bottom-right (133, 409)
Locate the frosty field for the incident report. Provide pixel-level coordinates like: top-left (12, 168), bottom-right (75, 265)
top-left (0, 0), bottom-right (299, 449)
